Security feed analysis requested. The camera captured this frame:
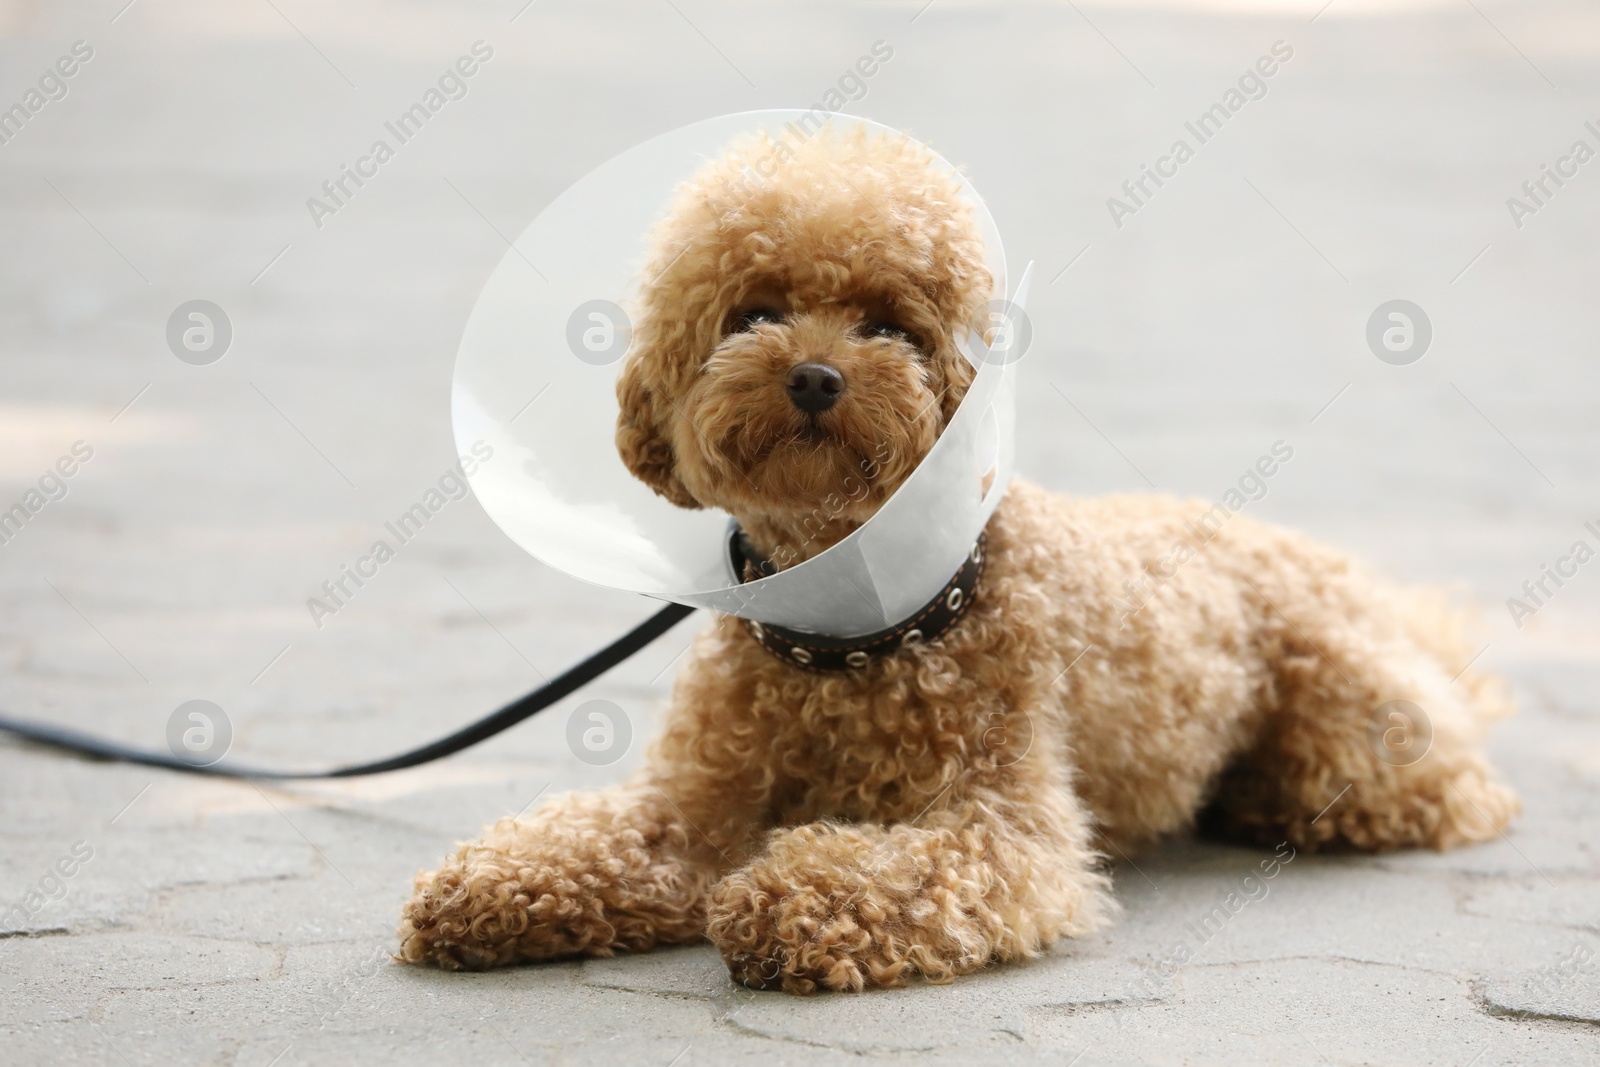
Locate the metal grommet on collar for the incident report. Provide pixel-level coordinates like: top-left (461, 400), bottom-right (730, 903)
top-left (845, 650), bottom-right (870, 668)
top-left (790, 647), bottom-right (813, 665)
top-left (749, 621), bottom-right (764, 640)
top-left (900, 629), bottom-right (924, 647)
top-left (946, 588), bottom-right (964, 611)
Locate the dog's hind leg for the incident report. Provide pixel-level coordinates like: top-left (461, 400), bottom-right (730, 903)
top-left (1203, 575), bottom-right (1519, 853)
top-left (397, 779), bottom-right (720, 969)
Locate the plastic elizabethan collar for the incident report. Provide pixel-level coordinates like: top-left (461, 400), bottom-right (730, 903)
top-left (452, 110), bottom-right (1029, 638)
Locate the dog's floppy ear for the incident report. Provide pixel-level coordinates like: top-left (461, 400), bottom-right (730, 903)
top-left (615, 348), bottom-right (701, 509)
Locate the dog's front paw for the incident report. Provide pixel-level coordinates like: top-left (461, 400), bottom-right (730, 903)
top-left (395, 838), bottom-right (618, 970)
top-left (708, 863), bottom-right (902, 994)
top-left (396, 794), bottom-right (719, 970)
top-left (705, 821), bottom-right (1013, 994)
top-left (396, 849), bottom-right (538, 970)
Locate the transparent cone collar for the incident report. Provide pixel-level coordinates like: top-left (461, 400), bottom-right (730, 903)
top-left (452, 110), bottom-right (1029, 638)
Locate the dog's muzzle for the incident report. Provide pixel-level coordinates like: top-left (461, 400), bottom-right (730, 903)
top-left (729, 529), bottom-right (987, 672)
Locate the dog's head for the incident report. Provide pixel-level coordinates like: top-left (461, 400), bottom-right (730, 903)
top-left (615, 126), bottom-right (993, 562)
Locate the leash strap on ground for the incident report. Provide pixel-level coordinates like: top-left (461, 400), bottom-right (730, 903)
top-left (0, 602), bottom-right (697, 780)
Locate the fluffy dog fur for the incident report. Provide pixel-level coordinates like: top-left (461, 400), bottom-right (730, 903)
top-left (398, 127), bottom-right (1519, 992)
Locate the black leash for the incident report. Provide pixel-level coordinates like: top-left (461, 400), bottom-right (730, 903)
top-left (0, 602), bottom-right (696, 780)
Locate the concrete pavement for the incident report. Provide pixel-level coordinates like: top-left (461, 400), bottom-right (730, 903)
top-left (1, 0), bottom-right (1597, 1062)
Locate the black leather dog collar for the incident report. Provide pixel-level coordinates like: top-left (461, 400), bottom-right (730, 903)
top-left (728, 529), bottom-right (988, 672)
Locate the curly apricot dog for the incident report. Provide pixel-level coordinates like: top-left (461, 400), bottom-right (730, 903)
top-left (398, 127), bottom-right (1519, 992)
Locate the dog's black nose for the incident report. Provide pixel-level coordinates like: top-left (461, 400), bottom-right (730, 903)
top-left (786, 362), bottom-right (843, 414)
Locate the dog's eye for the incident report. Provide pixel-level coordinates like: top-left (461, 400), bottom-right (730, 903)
top-left (862, 320), bottom-right (919, 348)
top-left (732, 306), bottom-right (784, 333)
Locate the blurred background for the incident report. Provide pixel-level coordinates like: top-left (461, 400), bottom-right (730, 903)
top-left (2, 1), bottom-right (1596, 1064)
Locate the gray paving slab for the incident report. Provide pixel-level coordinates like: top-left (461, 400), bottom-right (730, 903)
top-left (2, 0), bottom-right (1598, 1064)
